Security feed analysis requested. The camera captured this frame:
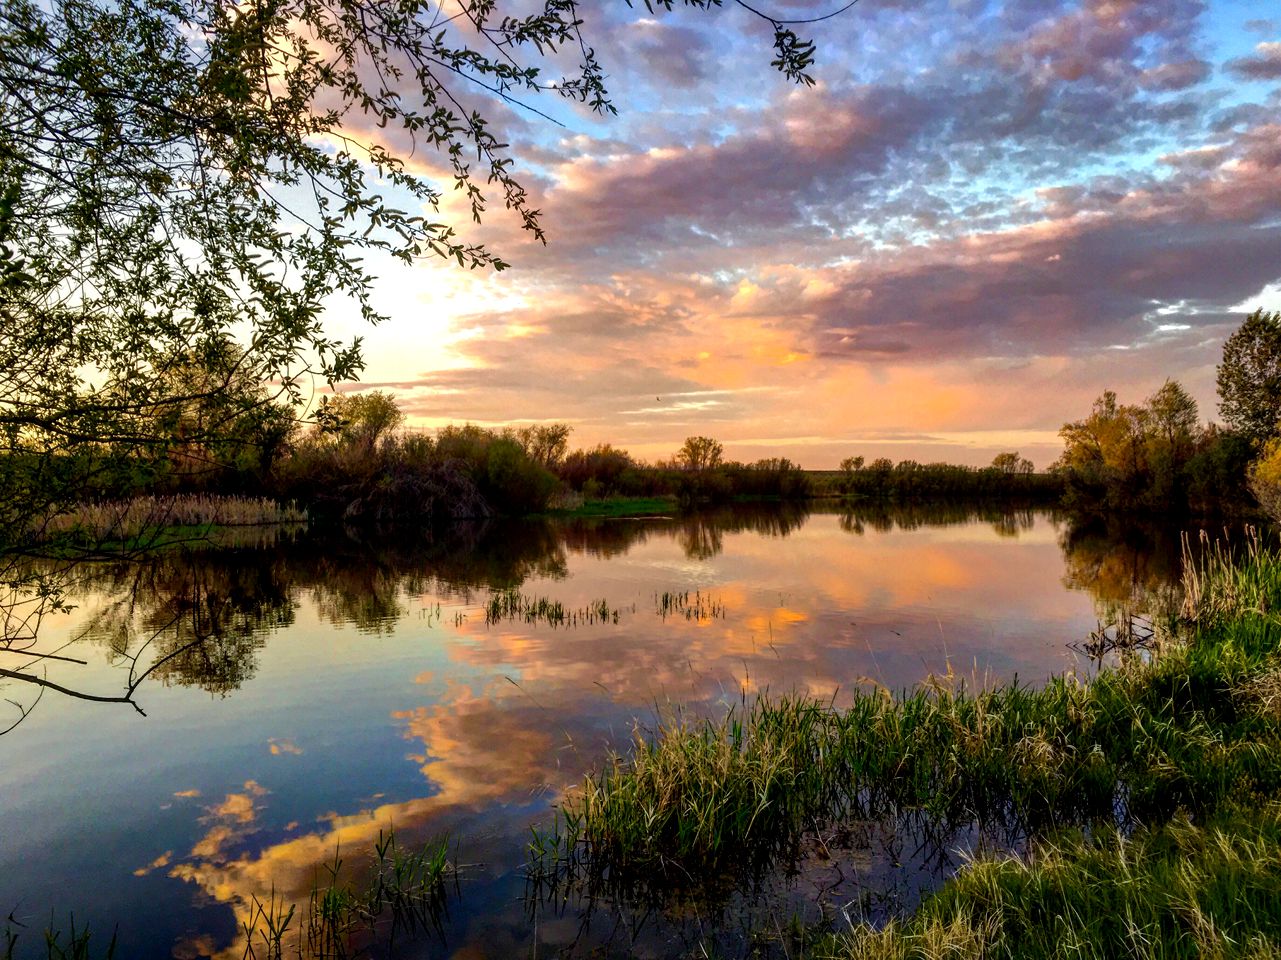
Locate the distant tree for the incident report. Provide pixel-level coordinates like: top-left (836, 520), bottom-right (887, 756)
top-left (676, 436), bottom-right (724, 472)
top-left (513, 424), bottom-right (572, 470)
top-left (1147, 380), bottom-right (1199, 452)
top-left (992, 451), bottom-right (1034, 474)
top-left (840, 456), bottom-right (865, 474)
top-left (316, 391), bottom-right (404, 449)
top-left (1218, 309), bottom-right (1281, 444)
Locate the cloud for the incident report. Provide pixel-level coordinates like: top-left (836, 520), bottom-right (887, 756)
top-left (325, 0), bottom-right (1279, 465)
top-left (1226, 42), bottom-right (1281, 81)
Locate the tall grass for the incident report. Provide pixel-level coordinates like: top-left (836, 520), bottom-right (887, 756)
top-left (240, 830), bottom-right (453, 960)
top-left (529, 533), bottom-right (1281, 933)
top-left (817, 805), bottom-right (1281, 959)
top-left (4, 832), bottom-right (450, 960)
top-left (2, 916), bottom-right (116, 960)
top-left (40, 494), bottom-right (306, 544)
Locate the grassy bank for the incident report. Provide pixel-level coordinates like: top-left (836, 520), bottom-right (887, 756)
top-left (540, 495), bottom-right (678, 518)
top-left (530, 530), bottom-right (1281, 953)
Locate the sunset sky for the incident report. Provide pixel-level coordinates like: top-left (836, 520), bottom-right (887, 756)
top-left (326, 0), bottom-right (1280, 469)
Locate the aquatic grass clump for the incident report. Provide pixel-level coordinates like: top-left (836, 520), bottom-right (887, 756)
top-left (1182, 527), bottom-right (1280, 626)
top-left (655, 589), bottom-right (726, 621)
top-left (531, 535), bottom-right (1281, 905)
top-left (484, 588), bottom-right (623, 628)
top-left (238, 830), bottom-right (453, 960)
top-left (816, 804), bottom-right (1281, 959)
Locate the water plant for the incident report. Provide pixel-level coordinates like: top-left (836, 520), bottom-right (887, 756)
top-left (1, 915), bottom-right (116, 960)
top-left (816, 804), bottom-right (1281, 959)
top-left (3, 832), bottom-right (451, 960)
top-left (239, 830), bottom-right (454, 960)
top-left (655, 589), bottom-right (726, 621)
top-left (484, 588), bottom-right (623, 628)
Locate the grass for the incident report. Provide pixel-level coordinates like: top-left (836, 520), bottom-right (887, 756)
top-left (484, 588), bottom-right (626, 627)
top-left (36, 495), bottom-right (307, 551)
top-left (540, 496), bottom-right (677, 519)
top-left (815, 805), bottom-right (1281, 959)
top-left (528, 530), bottom-right (1281, 950)
top-left (2, 916), bottom-right (116, 960)
top-left (655, 589), bottom-right (726, 621)
top-left (4, 831), bottom-right (451, 960)
top-left (240, 830), bottom-right (453, 960)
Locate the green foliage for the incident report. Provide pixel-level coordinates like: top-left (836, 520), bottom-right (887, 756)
top-left (483, 437), bottom-right (559, 516)
top-left (820, 806), bottom-right (1281, 959)
top-left (1218, 309), bottom-right (1281, 444)
top-left (1055, 381), bottom-right (1249, 514)
top-left (559, 444), bottom-right (640, 496)
top-left (833, 459), bottom-right (1059, 502)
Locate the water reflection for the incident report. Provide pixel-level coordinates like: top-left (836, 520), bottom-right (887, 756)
top-left (0, 504), bottom-right (1211, 959)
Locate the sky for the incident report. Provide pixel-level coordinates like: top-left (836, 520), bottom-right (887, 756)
top-left (323, 0), bottom-right (1281, 469)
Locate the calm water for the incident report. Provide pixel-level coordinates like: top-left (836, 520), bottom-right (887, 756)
top-left (0, 503), bottom-right (1188, 958)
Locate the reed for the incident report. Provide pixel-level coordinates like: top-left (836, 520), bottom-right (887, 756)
top-left (655, 589), bottom-right (726, 621)
top-left (3, 832), bottom-right (451, 960)
top-left (1, 915), bottom-right (116, 960)
top-left (484, 588), bottom-right (622, 628)
top-left (40, 495), bottom-right (307, 544)
top-left (817, 805), bottom-right (1281, 959)
top-left (239, 830), bottom-right (453, 960)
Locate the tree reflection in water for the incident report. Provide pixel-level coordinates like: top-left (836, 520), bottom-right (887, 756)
top-left (2, 504), bottom-right (1212, 729)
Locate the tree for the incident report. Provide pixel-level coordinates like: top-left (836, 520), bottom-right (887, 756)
top-left (513, 424), bottom-right (572, 470)
top-left (675, 436), bottom-right (724, 472)
top-left (316, 391), bottom-right (405, 449)
top-left (991, 451), bottom-right (1033, 474)
top-left (1217, 309), bottom-right (1281, 444)
top-left (1147, 380), bottom-right (1198, 452)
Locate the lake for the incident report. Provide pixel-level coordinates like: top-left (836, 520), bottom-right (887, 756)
top-left (0, 503), bottom-right (1190, 958)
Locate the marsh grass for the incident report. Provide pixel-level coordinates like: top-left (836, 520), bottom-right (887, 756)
top-left (529, 533), bottom-right (1281, 948)
top-left (1, 915), bottom-right (116, 960)
top-left (817, 805), bottom-right (1281, 959)
top-left (655, 589), bottom-right (726, 621)
top-left (4, 832), bottom-right (451, 960)
top-left (484, 588), bottom-right (624, 628)
top-left (39, 495), bottom-right (307, 549)
top-left (239, 830), bottom-right (453, 960)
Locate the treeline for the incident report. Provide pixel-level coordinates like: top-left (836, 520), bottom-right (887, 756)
top-left (823, 455), bottom-right (1061, 502)
top-left (32, 309), bottom-right (1281, 529)
top-left (1053, 309), bottom-right (1281, 517)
